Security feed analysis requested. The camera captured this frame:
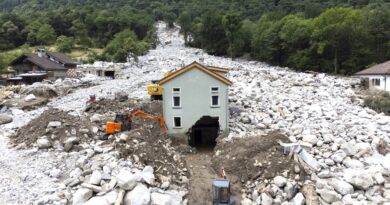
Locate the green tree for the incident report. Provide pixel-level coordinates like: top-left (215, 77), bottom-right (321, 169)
top-left (199, 12), bottom-right (228, 55)
top-left (311, 7), bottom-right (368, 74)
top-left (102, 29), bottom-right (149, 62)
top-left (222, 13), bottom-right (243, 57)
top-left (178, 11), bottom-right (191, 44)
top-left (56, 35), bottom-right (74, 53)
top-left (25, 22), bottom-right (56, 45)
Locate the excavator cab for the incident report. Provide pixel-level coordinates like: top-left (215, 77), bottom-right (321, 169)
top-left (212, 179), bottom-right (236, 205)
top-left (147, 80), bottom-right (163, 100)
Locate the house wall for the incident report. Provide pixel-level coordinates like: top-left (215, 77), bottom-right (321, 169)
top-left (13, 64), bottom-right (33, 74)
top-left (162, 68), bottom-right (229, 135)
top-left (360, 75), bottom-right (390, 92)
top-left (47, 70), bottom-right (67, 80)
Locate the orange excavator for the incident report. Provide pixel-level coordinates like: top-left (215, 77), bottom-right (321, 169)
top-left (105, 110), bottom-right (168, 135)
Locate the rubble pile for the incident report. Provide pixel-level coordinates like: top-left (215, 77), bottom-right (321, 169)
top-left (0, 22), bottom-right (389, 204)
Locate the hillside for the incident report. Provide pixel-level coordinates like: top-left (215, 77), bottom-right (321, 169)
top-left (0, 0), bottom-right (389, 74)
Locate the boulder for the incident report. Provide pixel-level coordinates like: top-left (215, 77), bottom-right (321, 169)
top-left (345, 173), bottom-right (374, 190)
top-left (317, 189), bottom-right (341, 203)
top-left (302, 134), bottom-right (318, 145)
top-left (292, 193), bottom-right (305, 205)
top-left (90, 170), bottom-right (102, 185)
top-left (116, 170), bottom-right (140, 190)
top-left (47, 121), bottom-right (61, 128)
top-left (261, 193), bottom-right (273, 205)
top-left (83, 196), bottom-right (110, 205)
top-left (115, 92), bottom-right (128, 102)
top-left (331, 150), bottom-right (346, 163)
top-left (273, 176), bottom-right (287, 188)
top-left (90, 114), bottom-right (103, 123)
top-left (72, 188), bottom-right (93, 205)
top-left (328, 179), bottom-right (354, 195)
top-left (151, 192), bottom-right (171, 205)
top-left (24, 94), bottom-right (36, 102)
top-left (141, 166), bottom-right (155, 185)
top-left (37, 138), bottom-right (51, 149)
top-left (124, 183), bottom-right (150, 205)
top-left (0, 114), bottom-right (12, 125)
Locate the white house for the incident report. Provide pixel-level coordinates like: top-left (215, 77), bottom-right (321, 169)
top-left (158, 61), bottom-right (232, 147)
top-left (354, 61), bottom-right (390, 92)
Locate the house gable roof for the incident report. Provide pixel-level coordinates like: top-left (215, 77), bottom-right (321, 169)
top-left (10, 54), bottom-right (67, 71)
top-left (46, 51), bottom-right (79, 65)
top-left (208, 66), bottom-right (230, 73)
top-left (354, 60), bottom-right (390, 75)
top-left (159, 61), bottom-right (233, 86)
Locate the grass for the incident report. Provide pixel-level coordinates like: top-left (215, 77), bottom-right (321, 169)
top-left (364, 90), bottom-right (390, 115)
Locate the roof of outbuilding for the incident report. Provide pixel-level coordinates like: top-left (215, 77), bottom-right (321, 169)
top-left (158, 61), bottom-right (233, 86)
top-left (10, 54), bottom-right (67, 70)
top-left (46, 51), bottom-right (79, 65)
top-left (354, 61), bottom-right (390, 75)
top-left (208, 66), bottom-right (230, 73)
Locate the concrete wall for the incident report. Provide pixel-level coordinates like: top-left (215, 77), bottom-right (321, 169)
top-left (162, 68), bottom-right (229, 134)
top-left (360, 75), bottom-right (390, 92)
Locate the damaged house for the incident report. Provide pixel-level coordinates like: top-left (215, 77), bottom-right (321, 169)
top-left (8, 48), bottom-right (79, 84)
top-left (159, 61), bottom-right (232, 147)
top-left (354, 60), bottom-right (390, 92)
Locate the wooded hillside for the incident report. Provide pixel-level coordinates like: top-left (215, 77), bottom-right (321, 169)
top-left (0, 0), bottom-right (389, 74)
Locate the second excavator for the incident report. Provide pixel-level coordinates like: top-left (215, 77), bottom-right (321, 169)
top-left (105, 110), bottom-right (168, 135)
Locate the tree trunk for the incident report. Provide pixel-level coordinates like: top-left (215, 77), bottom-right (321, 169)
top-left (334, 48), bottom-right (338, 74)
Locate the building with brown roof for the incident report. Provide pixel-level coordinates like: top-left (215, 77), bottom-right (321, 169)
top-left (9, 49), bottom-right (79, 83)
top-left (159, 61), bottom-right (232, 147)
top-left (354, 61), bottom-right (390, 92)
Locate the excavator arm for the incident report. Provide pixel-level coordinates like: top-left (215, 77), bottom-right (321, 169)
top-left (106, 110), bottom-right (168, 135)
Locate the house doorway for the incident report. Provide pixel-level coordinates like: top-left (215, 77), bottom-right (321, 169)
top-left (104, 71), bottom-right (115, 79)
top-left (189, 116), bottom-right (219, 150)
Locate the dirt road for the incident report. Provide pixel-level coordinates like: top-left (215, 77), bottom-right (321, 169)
top-left (185, 151), bottom-right (216, 205)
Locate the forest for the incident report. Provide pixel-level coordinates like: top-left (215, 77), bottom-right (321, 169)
top-left (0, 0), bottom-right (389, 74)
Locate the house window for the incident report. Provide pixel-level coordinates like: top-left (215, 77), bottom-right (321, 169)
top-left (372, 79), bottom-right (380, 86)
top-left (211, 87), bottom-right (220, 107)
top-left (173, 96), bottom-right (181, 107)
top-left (212, 95), bottom-right (219, 106)
top-left (173, 117), bottom-right (182, 128)
top-left (173, 87), bottom-right (181, 94)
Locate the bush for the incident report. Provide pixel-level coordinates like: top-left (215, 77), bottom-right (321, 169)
top-left (364, 91), bottom-right (390, 115)
top-left (56, 36), bottom-right (74, 53)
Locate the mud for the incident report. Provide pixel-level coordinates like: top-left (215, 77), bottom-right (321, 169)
top-left (11, 109), bottom-right (93, 146)
top-left (85, 98), bottom-right (162, 115)
top-left (212, 132), bottom-right (294, 182)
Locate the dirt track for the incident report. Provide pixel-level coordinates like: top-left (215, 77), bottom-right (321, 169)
top-left (186, 152), bottom-right (215, 205)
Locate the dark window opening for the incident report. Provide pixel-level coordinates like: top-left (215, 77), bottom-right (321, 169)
top-left (173, 96), bottom-right (181, 107)
top-left (372, 79), bottom-right (380, 86)
top-left (174, 117), bottom-right (181, 128)
top-left (104, 71), bottom-right (115, 79)
top-left (212, 95), bottom-right (219, 106)
top-left (173, 88), bottom-right (181, 92)
top-left (211, 87), bottom-right (219, 92)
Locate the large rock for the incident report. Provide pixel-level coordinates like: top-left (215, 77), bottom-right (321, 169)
top-left (142, 166), bottom-right (155, 185)
top-left (83, 196), bottom-right (110, 205)
top-left (90, 170), bottom-right (102, 185)
top-left (292, 192), bottom-right (305, 205)
top-left (302, 134), bottom-right (318, 145)
top-left (151, 192), bottom-right (171, 205)
top-left (115, 92), bottom-right (128, 102)
top-left (124, 183), bottom-right (150, 205)
top-left (331, 150), bottom-right (346, 163)
top-left (47, 121), bottom-right (61, 128)
top-left (0, 114), bottom-right (12, 125)
top-left (24, 94), bottom-right (36, 102)
top-left (328, 179), bottom-right (354, 195)
top-left (37, 138), bottom-right (51, 149)
top-left (72, 188), bottom-right (93, 205)
top-left (317, 189), bottom-right (341, 203)
top-left (116, 170), bottom-right (140, 190)
top-left (345, 173), bottom-right (374, 190)
top-left (273, 176), bottom-right (287, 188)
top-left (261, 193), bottom-right (273, 205)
